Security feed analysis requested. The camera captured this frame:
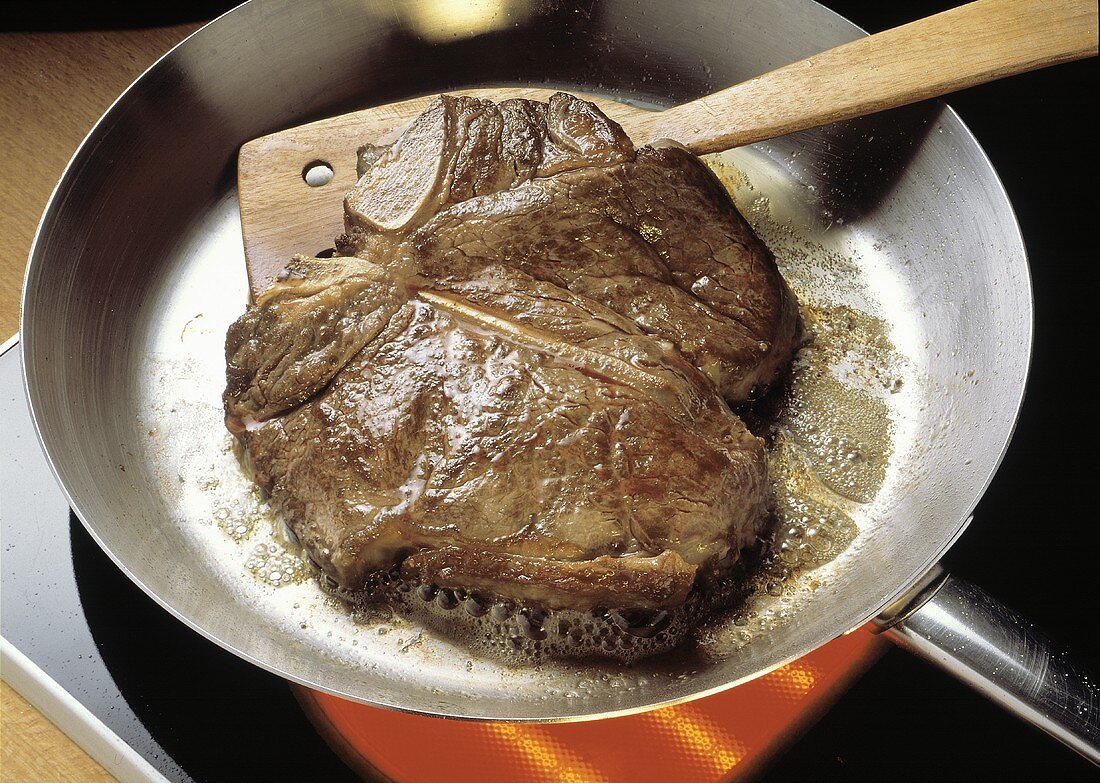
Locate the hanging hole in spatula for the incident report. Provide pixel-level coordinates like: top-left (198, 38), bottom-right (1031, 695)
top-left (302, 160), bottom-right (334, 187)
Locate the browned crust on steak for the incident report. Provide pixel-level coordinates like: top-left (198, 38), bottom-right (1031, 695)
top-left (401, 548), bottom-right (697, 610)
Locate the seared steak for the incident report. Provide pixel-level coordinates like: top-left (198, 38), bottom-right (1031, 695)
top-left (226, 92), bottom-right (798, 616)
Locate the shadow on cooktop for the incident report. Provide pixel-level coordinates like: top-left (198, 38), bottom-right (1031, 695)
top-left (70, 515), bottom-right (366, 783)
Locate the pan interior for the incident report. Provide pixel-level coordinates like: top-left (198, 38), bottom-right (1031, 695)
top-left (134, 138), bottom-right (924, 703)
top-left (22, 0), bottom-right (1030, 721)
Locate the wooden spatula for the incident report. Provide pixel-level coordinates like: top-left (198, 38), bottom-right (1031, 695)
top-left (238, 0), bottom-right (1096, 298)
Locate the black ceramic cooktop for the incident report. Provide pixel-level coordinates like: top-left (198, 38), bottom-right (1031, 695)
top-left (2, 2), bottom-right (1097, 781)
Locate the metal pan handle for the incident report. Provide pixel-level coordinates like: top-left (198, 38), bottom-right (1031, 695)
top-left (875, 564), bottom-right (1099, 764)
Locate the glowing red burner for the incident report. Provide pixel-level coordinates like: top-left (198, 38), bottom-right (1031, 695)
top-left (296, 629), bottom-right (886, 782)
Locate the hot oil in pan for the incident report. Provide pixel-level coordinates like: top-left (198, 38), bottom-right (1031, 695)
top-left (694, 154), bottom-right (906, 657)
top-left (747, 304), bottom-right (898, 568)
top-left (197, 148), bottom-right (906, 666)
top-left (704, 303), bottom-right (899, 654)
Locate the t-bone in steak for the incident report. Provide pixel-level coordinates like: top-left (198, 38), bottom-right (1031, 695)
top-left (224, 93), bottom-right (799, 634)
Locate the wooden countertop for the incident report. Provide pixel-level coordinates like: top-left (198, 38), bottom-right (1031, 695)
top-left (0, 23), bottom-right (199, 781)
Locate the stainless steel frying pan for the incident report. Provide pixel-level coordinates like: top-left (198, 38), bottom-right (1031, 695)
top-left (20, 0), bottom-right (1098, 762)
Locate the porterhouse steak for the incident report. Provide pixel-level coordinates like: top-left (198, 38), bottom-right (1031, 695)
top-left (225, 92), bottom-right (798, 615)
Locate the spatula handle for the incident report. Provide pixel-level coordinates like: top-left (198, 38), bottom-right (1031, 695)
top-left (637, 0), bottom-right (1098, 154)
